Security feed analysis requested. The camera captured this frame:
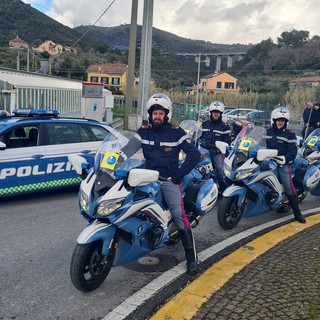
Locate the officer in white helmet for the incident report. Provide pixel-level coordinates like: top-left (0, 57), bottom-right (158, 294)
top-left (266, 106), bottom-right (306, 223)
top-left (121, 93), bottom-right (201, 275)
top-left (199, 101), bottom-right (231, 191)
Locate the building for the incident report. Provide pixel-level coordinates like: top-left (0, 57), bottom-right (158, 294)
top-left (289, 76), bottom-right (320, 88)
top-left (36, 40), bottom-right (63, 56)
top-left (0, 67), bottom-right (82, 115)
top-left (86, 63), bottom-right (128, 94)
top-left (188, 72), bottom-right (239, 95)
top-left (9, 36), bottom-right (29, 49)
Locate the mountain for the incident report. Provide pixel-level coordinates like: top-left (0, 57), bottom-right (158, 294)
top-left (0, 0), bottom-right (251, 54)
top-left (74, 24), bottom-right (250, 54)
top-left (0, 0), bottom-right (92, 48)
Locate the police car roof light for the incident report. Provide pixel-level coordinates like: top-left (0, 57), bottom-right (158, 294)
top-left (12, 109), bottom-right (60, 117)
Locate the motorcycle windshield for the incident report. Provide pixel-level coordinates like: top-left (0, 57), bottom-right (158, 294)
top-left (93, 130), bottom-right (145, 178)
top-left (233, 125), bottom-right (267, 154)
top-left (300, 128), bottom-right (320, 155)
top-left (179, 119), bottom-right (202, 141)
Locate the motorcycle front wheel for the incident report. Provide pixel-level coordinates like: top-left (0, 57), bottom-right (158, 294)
top-left (70, 241), bottom-right (115, 292)
top-left (218, 196), bottom-right (244, 230)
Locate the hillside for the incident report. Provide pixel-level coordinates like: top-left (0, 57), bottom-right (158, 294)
top-left (74, 24), bottom-right (250, 54)
top-left (0, 0), bottom-right (92, 48)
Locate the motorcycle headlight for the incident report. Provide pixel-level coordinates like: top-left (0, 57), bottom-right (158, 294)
top-left (96, 197), bottom-right (125, 216)
top-left (235, 169), bottom-right (254, 180)
top-left (224, 163), bottom-right (231, 178)
top-left (80, 190), bottom-right (89, 213)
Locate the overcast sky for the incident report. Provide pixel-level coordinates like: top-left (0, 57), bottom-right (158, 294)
top-left (23, 0), bottom-right (319, 45)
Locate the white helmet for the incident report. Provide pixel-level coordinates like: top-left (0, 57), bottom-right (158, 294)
top-left (147, 93), bottom-right (172, 122)
top-left (271, 106), bottom-right (290, 124)
top-left (208, 100), bottom-right (225, 113)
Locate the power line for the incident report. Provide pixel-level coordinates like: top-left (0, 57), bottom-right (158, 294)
top-left (26, 0), bottom-right (82, 25)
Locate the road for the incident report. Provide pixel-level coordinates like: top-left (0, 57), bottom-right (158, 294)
top-left (0, 189), bottom-right (319, 320)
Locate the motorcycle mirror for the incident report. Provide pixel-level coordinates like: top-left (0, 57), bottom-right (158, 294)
top-left (68, 154), bottom-right (89, 175)
top-left (256, 149), bottom-right (278, 161)
top-left (215, 141), bottom-right (229, 154)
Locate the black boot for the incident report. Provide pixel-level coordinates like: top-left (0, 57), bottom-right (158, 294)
top-left (287, 195), bottom-right (306, 224)
top-left (178, 229), bottom-right (199, 275)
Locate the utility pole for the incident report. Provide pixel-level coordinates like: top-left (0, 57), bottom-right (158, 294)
top-left (139, 0), bottom-right (154, 121)
top-left (27, 46), bottom-right (30, 72)
top-left (124, 0), bottom-right (138, 130)
top-left (195, 53), bottom-right (210, 119)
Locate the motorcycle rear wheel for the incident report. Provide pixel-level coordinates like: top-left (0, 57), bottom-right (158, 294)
top-left (70, 241), bottom-right (115, 292)
top-left (218, 196), bottom-right (244, 230)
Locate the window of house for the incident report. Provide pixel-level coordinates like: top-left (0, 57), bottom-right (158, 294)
top-left (217, 81), bottom-right (222, 89)
top-left (112, 77), bottom-right (120, 85)
top-left (90, 76), bottom-right (99, 82)
top-left (101, 77), bottom-right (109, 85)
top-left (224, 82), bottom-right (235, 89)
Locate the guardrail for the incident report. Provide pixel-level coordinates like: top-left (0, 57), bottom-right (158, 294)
top-left (110, 118), bottom-right (124, 129)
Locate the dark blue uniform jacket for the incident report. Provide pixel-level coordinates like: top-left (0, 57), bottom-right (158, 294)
top-left (122, 123), bottom-right (200, 179)
top-left (200, 119), bottom-right (231, 148)
top-left (266, 125), bottom-right (297, 163)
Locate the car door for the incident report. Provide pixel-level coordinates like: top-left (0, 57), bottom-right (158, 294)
top-left (0, 124), bottom-right (47, 196)
top-left (43, 122), bottom-right (108, 188)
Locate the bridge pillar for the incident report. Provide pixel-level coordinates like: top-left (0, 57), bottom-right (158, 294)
top-left (215, 55), bottom-right (222, 73)
top-left (227, 55), bottom-right (233, 68)
top-left (238, 54), bottom-right (244, 61)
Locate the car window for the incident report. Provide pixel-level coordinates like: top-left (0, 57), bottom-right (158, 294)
top-left (47, 123), bottom-right (82, 145)
top-left (88, 125), bottom-right (110, 141)
top-left (0, 125), bottom-right (39, 148)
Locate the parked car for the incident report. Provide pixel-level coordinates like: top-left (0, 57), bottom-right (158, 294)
top-left (222, 108), bottom-right (259, 123)
top-left (0, 109), bottom-right (127, 197)
top-left (200, 106), bottom-right (237, 120)
top-left (245, 110), bottom-right (271, 126)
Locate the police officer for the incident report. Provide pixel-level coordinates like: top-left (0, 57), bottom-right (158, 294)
top-left (266, 107), bottom-right (306, 223)
top-left (121, 93), bottom-right (201, 275)
top-left (200, 101), bottom-right (231, 191)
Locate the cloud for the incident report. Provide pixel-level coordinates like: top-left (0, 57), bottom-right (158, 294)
top-left (23, 0), bottom-right (320, 45)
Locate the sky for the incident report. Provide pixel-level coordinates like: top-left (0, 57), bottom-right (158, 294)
top-left (22, 0), bottom-right (320, 45)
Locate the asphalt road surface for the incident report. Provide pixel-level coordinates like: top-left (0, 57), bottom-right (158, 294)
top-left (0, 188), bottom-right (319, 320)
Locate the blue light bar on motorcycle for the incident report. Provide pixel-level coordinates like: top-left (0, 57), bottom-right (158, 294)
top-left (114, 170), bottom-right (127, 179)
top-left (12, 109), bottom-right (60, 116)
top-left (248, 151), bottom-right (257, 157)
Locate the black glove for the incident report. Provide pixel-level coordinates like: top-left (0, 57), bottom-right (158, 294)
top-left (171, 173), bottom-right (183, 185)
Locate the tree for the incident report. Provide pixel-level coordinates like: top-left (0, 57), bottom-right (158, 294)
top-left (277, 29), bottom-right (309, 48)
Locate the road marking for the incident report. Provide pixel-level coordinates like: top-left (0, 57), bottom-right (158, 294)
top-left (150, 213), bottom-right (320, 320)
top-left (102, 208), bottom-right (320, 320)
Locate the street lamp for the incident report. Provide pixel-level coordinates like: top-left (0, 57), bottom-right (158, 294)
top-left (195, 52), bottom-right (210, 119)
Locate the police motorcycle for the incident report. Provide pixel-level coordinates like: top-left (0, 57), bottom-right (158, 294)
top-left (68, 130), bottom-right (219, 292)
top-left (298, 128), bottom-right (320, 196)
top-left (217, 125), bottom-right (320, 230)
top-left (179, 119), bottom-right (229, 192)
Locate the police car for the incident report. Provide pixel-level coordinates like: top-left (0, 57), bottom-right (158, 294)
top-left (0, 109), bottom-right (124, 197)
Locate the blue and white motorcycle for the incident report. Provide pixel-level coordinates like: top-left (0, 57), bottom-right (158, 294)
top-left (298, 128), bottom-right (320, 196)
top-left (68, 130), bottom-right (219, 292)
top-left (217, 125), bottom-right (320, 230)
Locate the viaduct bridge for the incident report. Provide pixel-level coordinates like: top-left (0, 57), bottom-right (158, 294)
top-left (175, 52), bottom-right (247, 73)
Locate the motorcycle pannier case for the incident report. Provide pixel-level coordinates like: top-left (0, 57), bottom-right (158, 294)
top-left (184, 179), bottom-right (218, 215)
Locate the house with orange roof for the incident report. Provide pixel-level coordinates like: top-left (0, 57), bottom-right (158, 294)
top-left (86, 63), bottom-right (128, 93)
top-left (188, 72), bottom-right (239, 95)
top-left (9, 36), bottom-right (29, 49)
top-left (289, 76), bottom-right (320, 88)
